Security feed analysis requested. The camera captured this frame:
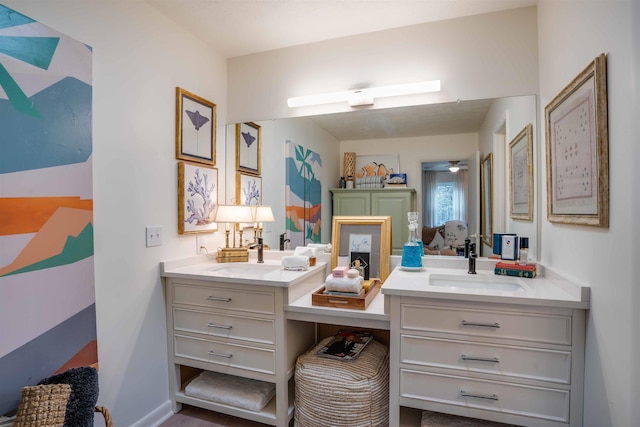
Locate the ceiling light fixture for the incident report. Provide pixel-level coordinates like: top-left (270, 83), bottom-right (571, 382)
top-left (287, 80), bottom-right (441, 108)
top-left (448, 161), bottom-right (460, 173)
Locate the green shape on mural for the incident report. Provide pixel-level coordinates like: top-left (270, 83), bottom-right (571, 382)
top-left (0, 5), bottom-right (35, 29)
top-left (0, 64), bottom-right (42, 117)
top-left (0, 36), bottom-right (59, 69)
top-left (2, 223), bottom-right (94, 277)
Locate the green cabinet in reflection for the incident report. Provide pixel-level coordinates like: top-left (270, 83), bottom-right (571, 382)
top-left (330, 188), bottom-right (416, 255)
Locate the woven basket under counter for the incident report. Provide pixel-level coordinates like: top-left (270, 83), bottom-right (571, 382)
top-left (14, 384), bottom-right (71, 427)
top-left (294, 337), bottom-right (389, 427)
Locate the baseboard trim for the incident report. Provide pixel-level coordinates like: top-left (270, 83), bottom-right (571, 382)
top-left (131, 400), bottom-right (173, 427)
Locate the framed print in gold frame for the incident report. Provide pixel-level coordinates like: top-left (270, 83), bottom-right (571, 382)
top-left (178, 161), bottom-right (218, 234)
top-left (480, 153), bottom-right (493, 248)
top-left (330, 216), bottom-right (392, 283)
top-left (236, 122), bottom-right (261, 175)
top-left (509, 123), bottom-right (534, 221)
top-left (545, 53), bottom-right (608, 227)
top-left (176, 87), bottom-right (216, 166)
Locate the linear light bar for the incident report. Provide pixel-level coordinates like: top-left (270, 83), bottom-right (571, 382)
top-left (287, 80), bottom-right (441, 108)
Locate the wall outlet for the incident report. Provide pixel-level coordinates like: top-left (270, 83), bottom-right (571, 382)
top-left (146, 226), bottom-right (162, 247)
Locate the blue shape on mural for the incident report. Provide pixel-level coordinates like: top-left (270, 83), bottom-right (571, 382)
top-left (0, 77), bottom-right (92, 174)
top-left (0, 36), bottom-right (59, 69)
top-left (0, 5), bottom-right (35, 29)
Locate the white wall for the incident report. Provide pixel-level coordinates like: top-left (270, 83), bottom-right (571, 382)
top-left (2, 2), bottom-right (228, 426)
top-left (340, 133), bottom-right (478, 225)
top-left (228, 7), bottom-right (539, 123)
top-left (538, 1), bottom-right (635, 426)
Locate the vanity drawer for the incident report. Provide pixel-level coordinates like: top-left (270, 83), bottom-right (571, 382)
top-left (400, 369), bottom-right (569, 423)
top-left (173, 308), bottom-right (275, 345)
top-left (401, 334), bottom-right (571, 384)
top-left (173, 283), bottom-right (275, 315)
top-left (401, 303), bottom-right (572, 345)
top-left (174, 334), bottom-right (276, 375)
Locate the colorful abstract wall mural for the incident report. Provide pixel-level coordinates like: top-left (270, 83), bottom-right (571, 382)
top-left (0, 5), bottom-right (95, 415)
top-left (285, 140), bottom-right (322, 247)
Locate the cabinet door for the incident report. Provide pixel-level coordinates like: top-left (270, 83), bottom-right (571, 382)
top-left (372, 191), bottom-right (412, 253)
top-left (332, 191), bottom-right (371, 216)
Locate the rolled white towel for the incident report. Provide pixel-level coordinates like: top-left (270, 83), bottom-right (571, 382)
top-left (324, 274), bottom-right (364, 293)
top-left (293, 246), bottom-right (315, 257)
top-left (307, 243), bottom-right (332, 253)
top-left (282, 255), bottom-right (309, 271)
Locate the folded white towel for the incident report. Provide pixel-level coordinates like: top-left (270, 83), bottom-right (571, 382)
top-left (282, 255), bottom-right (309, 270)
top-left (185, 371), bottom-right (275, 412)
top-left (307, 243), bottom-right (332, 253)
top-left (294, 246), bottom-right (315, 257)
top-left (325, 274), bottom-right (364, 293)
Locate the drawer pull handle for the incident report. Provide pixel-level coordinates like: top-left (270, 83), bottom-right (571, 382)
top-left (460, 390), bottom-right (499, 401)
top-left (461, 354), bottom-right (500, 363)
top-left (461, 320), bottom-right (500, 328)
top-left (207, 323), bottom-right (232, 330)
top-left (328, 299), bottom-right (349, 304)
top-left (206, 296), bottom-right (232, 302)
top-left (207, 351), bottom-right (232, 358)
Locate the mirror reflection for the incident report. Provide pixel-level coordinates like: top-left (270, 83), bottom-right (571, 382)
top-left (225, 95), bottom-right (537, 259)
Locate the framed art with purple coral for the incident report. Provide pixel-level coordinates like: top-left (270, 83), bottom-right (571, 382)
top-left (178, 161), bottom-right (218, 234)
top-left (236, 122), bottom-right (261, 175)
top-left (176, 87), bottom-right (216, 166)
top-left (236, 172), bottom-right (262, 230)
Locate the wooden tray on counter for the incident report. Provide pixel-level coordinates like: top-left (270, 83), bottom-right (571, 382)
top-left (311, 279), bottom-right (380, 310)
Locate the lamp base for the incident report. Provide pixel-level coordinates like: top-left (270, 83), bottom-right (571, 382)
top-left (217, 247), bottom-right (249, 263)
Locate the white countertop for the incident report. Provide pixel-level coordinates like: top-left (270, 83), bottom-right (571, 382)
top-left (381, 261), bottom-right (590, 309)
top-left (160, 253), bottom-right (328, 287)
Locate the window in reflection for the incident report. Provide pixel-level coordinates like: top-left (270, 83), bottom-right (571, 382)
top-left (422, 163), bottom-right (468, 227)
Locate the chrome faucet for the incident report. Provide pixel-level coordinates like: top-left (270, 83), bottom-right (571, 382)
top-left (248, 237), bottom-right (264, 263)
top-left (279, 233), bottom-right (290, 251)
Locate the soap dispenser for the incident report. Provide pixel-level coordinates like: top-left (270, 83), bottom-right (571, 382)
top-left (401, 212), bottom-right (423, 269)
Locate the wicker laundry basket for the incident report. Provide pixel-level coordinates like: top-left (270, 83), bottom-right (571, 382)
top-left (14, 384), bottom-right (71, 427)
top-left (294, 338), bottom-right (389, 427)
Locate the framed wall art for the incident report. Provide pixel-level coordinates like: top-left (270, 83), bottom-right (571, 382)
top-left (330, 216), bottom-right (392, 283)
top-left (545, 53), bottom-right (608, 227)
top-left (480, 152), bottom-right (493, 248)
top-left (236, 172), bottom-right (262, 207)
top-left (236, 122), bottom-right (261, 175)
top-left (176, 87), bottom-right (216, 166)
top-left (178, 161), bottom-right (218, 234)
top-left (509, 123), bottom-right (534, 221)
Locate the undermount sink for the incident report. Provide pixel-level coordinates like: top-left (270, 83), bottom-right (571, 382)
top-left (206, 263), bottom-right (282, 277)
top-left (428, 273), bottom-right (527, 293)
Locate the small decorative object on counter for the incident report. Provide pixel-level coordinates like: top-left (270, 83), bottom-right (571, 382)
top-left (346, 175), bottom-right (354, 189)
top-left (401, 212), bottom-right (423, 269)
top-left (339, 176), bottom-right (346, 188)
top-left (519, 237), bottom-right (529, 265)
top-left (501, 234), bottom-right (518, 260)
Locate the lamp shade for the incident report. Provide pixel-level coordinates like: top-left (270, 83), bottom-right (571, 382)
top-left (214, 205), bottom-right (254, 223)
top-left (253, 206), bottom-right (275, 223)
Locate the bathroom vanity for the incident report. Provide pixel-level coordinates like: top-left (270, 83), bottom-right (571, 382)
top-left (161, 254), bottom-right (589, 427)
top-left (382, 265), bottom-right (590, 427)
top-left (160, 256), bottom-right (327, 427)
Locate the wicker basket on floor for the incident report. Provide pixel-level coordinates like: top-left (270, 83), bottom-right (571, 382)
top-left (294, 337), bottom-right (389, 427)
top-left (14, 384), bottom-right (72, 427)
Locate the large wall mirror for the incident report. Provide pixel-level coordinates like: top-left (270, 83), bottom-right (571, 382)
top-left (225, 95), bottom-right (538, 260)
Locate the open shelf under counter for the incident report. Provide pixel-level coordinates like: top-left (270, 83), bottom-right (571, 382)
top-left (285, 283), bottom-right (390, 330)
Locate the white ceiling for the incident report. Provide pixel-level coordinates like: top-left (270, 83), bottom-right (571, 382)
top-left (145, 0), bottom-right (537, 139)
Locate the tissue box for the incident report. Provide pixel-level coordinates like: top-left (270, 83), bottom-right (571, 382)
top-left (332, 266), bottom-right (348, 277)
top-left (501, 235), bottom-right (519, 260)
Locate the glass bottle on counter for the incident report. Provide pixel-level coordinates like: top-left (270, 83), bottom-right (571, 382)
top-left (401, 212), bottom-right (423, 269)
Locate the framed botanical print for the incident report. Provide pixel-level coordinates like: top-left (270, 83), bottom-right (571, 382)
top-left (509, 123), bottom-right (534, 221)
top-left (236, 122), bottom-right (261, 175)
top-left (236, 172), bottom-right (262, 207)
top-left (545, 53), bottom-right (609, 227)
top-left (176, 87), bottom-right (216, 166)
top-left (178, 161), bottom-right (218, 234)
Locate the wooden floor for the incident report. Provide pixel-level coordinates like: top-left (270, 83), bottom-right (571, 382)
top-left (159, 405), bottom-right (275, 427)
top-left (159, 405), bottom-right (424, 427)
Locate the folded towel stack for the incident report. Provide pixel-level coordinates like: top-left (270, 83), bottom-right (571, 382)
top-left (294, 246), bottom-right (317, 257)
top-left (325, 274), bottom-right (364, 294)
top-left (282, 255), bottom-right (309, 271)
top-left (356, 175), bottom-right (384, 188)
top-left (307, 243), bottom-right (332, 253)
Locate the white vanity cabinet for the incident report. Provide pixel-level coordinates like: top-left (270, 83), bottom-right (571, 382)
top-left (388, 297), bottom-right (586, 427)
top-left (163, 271), bottom-right (319, 427)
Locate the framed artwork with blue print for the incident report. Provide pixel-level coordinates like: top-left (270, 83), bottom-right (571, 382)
top-left (176, 87), bottom-right (216, 166)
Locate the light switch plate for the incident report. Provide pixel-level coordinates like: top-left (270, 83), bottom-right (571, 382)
top-left (146, 226), bottom-right (162, 247)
